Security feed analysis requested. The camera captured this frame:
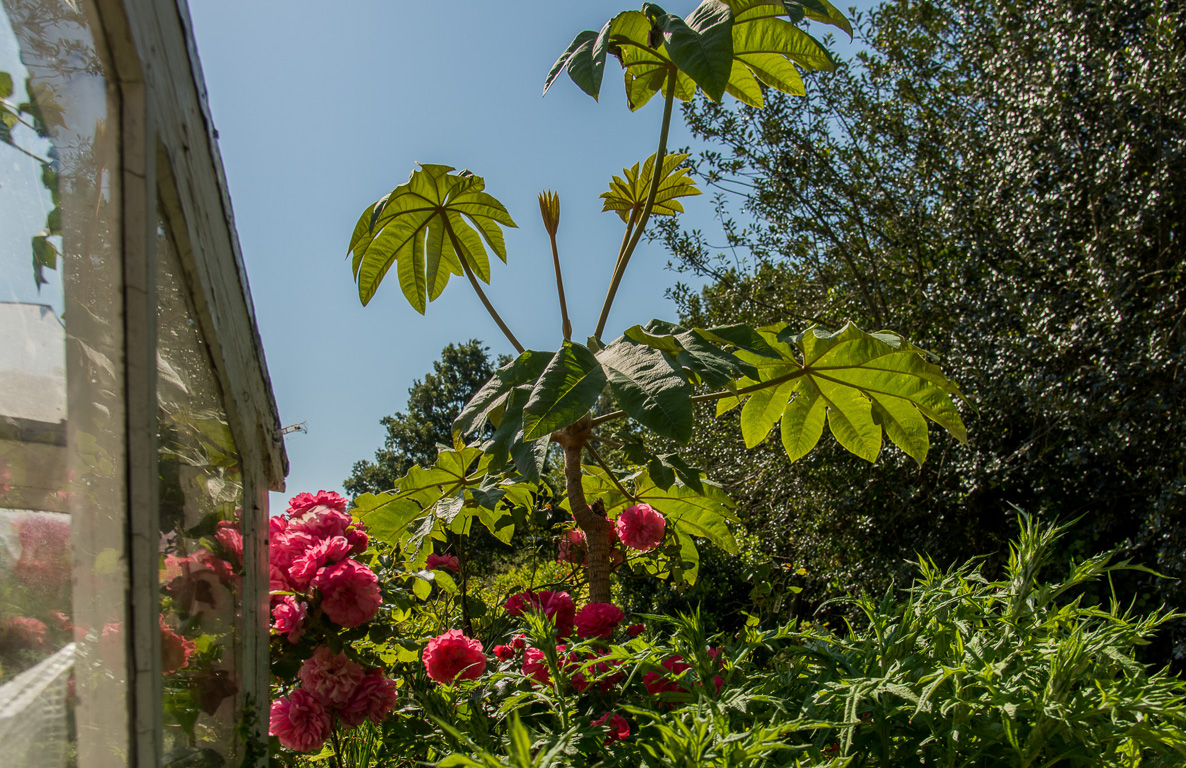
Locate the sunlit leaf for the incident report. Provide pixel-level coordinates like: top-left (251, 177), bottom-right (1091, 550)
top-left (597, 336), bottom-right (693, 442)
top-left (347, 165), bottom-right (516, 310)
top-left (521, 342), bottom-right (607, 440)
top-left (601, 152), bottom-right (702, 223)
top-left (728, 322), bottom-right (966, 464)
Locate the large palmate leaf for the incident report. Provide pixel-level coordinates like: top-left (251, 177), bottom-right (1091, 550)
top-left (453, 349), bottom-right (552, 439)
top-left (597, 336), bottom-right (694, 442)
top-left (521, 341), bottom-right (608, 441)
top-left (347, 164), bottom-right (516, 310)
top-left (544, 0), bottom-right (842, 111)
top-left (719, 322), bottom-right (966, 465)
top-left (624, 318), bottom-right (757, 387)
top-left (600, 152), bottom-right (701, 223)
top-left (352, 445), bottom-right (539, 560)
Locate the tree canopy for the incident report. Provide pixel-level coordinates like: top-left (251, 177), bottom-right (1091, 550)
top-left (665, 0), bottom-right (1186, 665)
top-left (344, 340), bottom-right (499, 498)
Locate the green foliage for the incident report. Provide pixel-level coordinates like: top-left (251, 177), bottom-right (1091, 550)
top-left (348, 165), bottom-right (516, 310)
top-left (346, 340), bottom-right (498, 497)
top-left (340, 519), bottom-right (1186, 767)
top-left (600, 152), bottom-right (701, 223)
top-left (544, 0), bottom-right (846, 110)
top-left (667, 0), bottom-right (1186, 665)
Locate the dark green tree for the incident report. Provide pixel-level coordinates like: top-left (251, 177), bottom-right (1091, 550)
top-left (344, 340), bottom-right (498, 497)
top-left (665, 0), bottom-right (1186, 663)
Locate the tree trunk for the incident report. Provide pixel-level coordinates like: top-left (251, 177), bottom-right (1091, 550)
top-left (555, 419), bottom-right (614, 604)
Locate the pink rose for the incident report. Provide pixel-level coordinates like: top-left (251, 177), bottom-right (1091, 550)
top-left (627, 623), bottom-right (645, 638)
top-left (271, 596), bottom-right (308, 644)
top-left (643, 655), bottom-right (692, 696)
top-left (2, 616), bottom-right (48, 651)
top-left (299, 647), bottom-right (366, 707)
top-left (573, 602), bottom-right (625, 639)
top-left (522, 647), bottom-right (553, 686)
top-left (615, 503), bottom-right (666, 551)
top-left (492, 645), bottom-right (515, 661)
top-left (214, 520), bottom-right (243, 565)
top-left (570, 651), bottom-right (623, 694)
top-left (270, 689), bottom-right (331, 753)
top-left (346, 526), bottom-right (369, 555)
top-left (313, 559), bottom-right (382, 628)
top-left (287, 490), bottom-right (348, 515)
top-left (289, 506), bottom-right (352, 541)
top-left (505, 590), bottom-right (575, 638)
top-left (288, 535), bottom-right (352, 587)
top-left (426, 553), bottom-right (460, 573)
top-left (160, 617), bottom-right (195, 674)
top-left (269, 515), bottom-right (288, 537)
top-left (338, 671), bottom-right (398, 727)
top-left (591, 712), bottom-right (630, 745)
top-left (557, 529), bottom-right (587, 565)
top-left (510, 633), bottom-right (527, 651)
top-left (423, 629), bottom-right (486, 684)
top-left (270, 530), bottom-right (316, 581)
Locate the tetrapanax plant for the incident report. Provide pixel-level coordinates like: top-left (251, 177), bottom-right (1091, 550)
top-left (345, 0), bottom-right (966, 604)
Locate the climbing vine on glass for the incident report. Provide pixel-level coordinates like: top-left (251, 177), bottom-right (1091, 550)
top-left (344, 0), bottom-right (965, 607)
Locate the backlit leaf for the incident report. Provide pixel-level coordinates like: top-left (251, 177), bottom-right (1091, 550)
top-left (347, 165), bottom-right (516, 310)
top-left (522, 342), bottom-right (607, 440)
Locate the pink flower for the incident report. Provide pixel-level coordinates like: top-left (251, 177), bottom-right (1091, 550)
top-left (346, 526), bottom-right (369, 555)
top-left (643, 655), bottom-right (692, 696)
top-left (707, 647), bottom-right (723, 667)
top-left (423, 629), bottom-right (487, 684)
top-left (299, 647), bottom-right (366, 707)
top-left (288, 490), bottom-right (348, 515)
top-left (160, 617), bottom-right (195, 674)
top-left (573, 602), bottom-right (625, 639)
top-left (510, 633), bottom-right (527, 651)
top-left (591, 712), bottom-right (630, 745)
top-left (288, 535), bottom-right (352, 587)
top-left (270, 689), bottom-right (331, 753)
top-left (214, 520), bottom-right (243, 565)
top-left (270, 530), bottom-right (316, 582)
top-left (522, 647), bottom-right (552, 686)
top-left (289, 506), bottom-right (352, 541)
top-left (426, 553), bottom-right (460, 573)
top-left (557, 529), bottom-right (587, 565)
top-left (505, 590), bottom-right (575, 638)
top-left (269, 515), bottom-right (288, 537)
top-left (2, 616), bottom-right (48, 650)
top-left (627, 623), bottom-right (645, 638)
top-left (313, 559), bottom-right (382, 628)
top-left (615, 503), bottom-right (666, 551)
top-left (570, 651), bottom-right (623, 694)
top-left (492, 645), bottom-right (515, 661)
top-left (271, 596), bottom-right (308, 644)
top-left (338, 671), bottom-right (398, 727)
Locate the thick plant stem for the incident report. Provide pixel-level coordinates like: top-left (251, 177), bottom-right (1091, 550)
top-left (555, 418), bottom-right (614, 604)
top-left (458, 254), bottom-right (525, 354)
top-left (594, 72), bottom-right (678, 339)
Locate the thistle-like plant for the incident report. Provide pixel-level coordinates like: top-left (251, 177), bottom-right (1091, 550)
top-left (345, 0), bottom-right (966, 605)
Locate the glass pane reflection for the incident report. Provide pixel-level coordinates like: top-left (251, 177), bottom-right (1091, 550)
top-left (156, 216), bottom-right (244, 766)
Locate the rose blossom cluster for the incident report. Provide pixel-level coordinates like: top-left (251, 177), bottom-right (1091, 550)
top-left (268, 491), bottom-right (397, 753)
top-left (270, 646), bottom-right (398, 751)
top-left (268, 490), bottom-right (377, 636)
top-left (556, 503), bottom-right (668, 564)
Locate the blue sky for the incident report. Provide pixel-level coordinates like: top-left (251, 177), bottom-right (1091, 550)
top-left (186, 1), bottom-right (868, 511)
